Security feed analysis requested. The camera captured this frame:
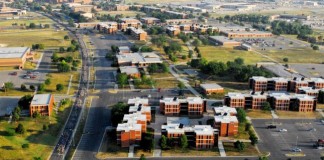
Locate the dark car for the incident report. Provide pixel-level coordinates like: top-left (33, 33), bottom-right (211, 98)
top-left (10, 72), bottom-right (17, 76)
top-left (267, 125), bottom-right (277, 129)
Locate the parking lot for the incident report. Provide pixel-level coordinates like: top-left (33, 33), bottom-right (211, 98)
top-left (290, 63), bottom-right (324, 78)
top-left (252, 119), bottom-right (324, 159)
top-left (0, 97), bottom-right (19, 116)
top-left (0, 51), bottom-right (52, 89)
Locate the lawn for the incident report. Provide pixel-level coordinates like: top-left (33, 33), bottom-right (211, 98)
top-left (0, 29), bottom-right (70, 48)
top-left (0, 99), bottom-right (72, 160)
top-left (262, 48), bottom-right (324, 63)
top-left (275, 111), bottom-right (321, 119)
top-left (24, 52), bottom-right (43, 70)
top-left (233, 123), bottom-right (250, 140)
top-left (202, 76), bottom-right (249, 92)
top-left (200, 46), bottom-right (268, 65)
top-left (45, 71), bottom-right (80, 95)
top-left (96, 130), bottom-right (128, 159)
top-left (154, 78), bottom-right (179, 89)
top-left (246, 109), bottom-right (272, 119)
top-left (223, 142), bottom-right (259, 156)
top-left (0, 18), bottom-right (54, 27)
top-left (97, 11), bottom-right (146, 17)
top-left (317, 104), bottom-right (324, 109)
top-left (125, 0), bottom-right (191, 4)
top-left (162, 147), bottom-right (220, 157)
top-left (0, 89), bottom-right (34, 96)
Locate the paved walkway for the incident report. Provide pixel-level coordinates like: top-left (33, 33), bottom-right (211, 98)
top-left (128, 80), bottom-right (135, 90)
top-left (34, 52), bottom-right (44, 70)
top-left (317, 109), bottom-right (324, 118)
top-left (128, 145), bottom-right (135, 158)
top-left (169, 65), bottom-right (201, 97)
top-left (218, 141), bottom-right (226, 157)
top-left (271, 110), bottom-right (279, 119)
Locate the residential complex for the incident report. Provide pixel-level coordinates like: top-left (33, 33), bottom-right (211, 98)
top-left (162, 123), bottom-right (218, 149)
top-left (126, 27), bottom-right (147, 41)
top-left (224, 92), bottom-right (317, 112)
top-left (159, 97), bottom-right (206, 116)
top-left (29, 94), bottom-right (54, 117)
top-left (140, 17), bottom-right (160, 25)
top-left (213, 106), bottom-right (238, 136)
top-left (249, 76), bottom-right (324, 92)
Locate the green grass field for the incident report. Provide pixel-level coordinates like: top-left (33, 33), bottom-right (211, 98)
top-left (200, 46), bottom-right (269, 64)
top-left (223, 142), bottom-right (259, 156)
top-left (125, 0), bottom-right (191, 4)
top-left (0, 29), bottom-right (70, 48)
top-left (262, 48), bottom-right (324, 63)
top-left (0, 100), bottom-right (72, 160)
top-left (0, 18), bottom-right (54, 27)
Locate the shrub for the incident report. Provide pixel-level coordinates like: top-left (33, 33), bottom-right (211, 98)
top-left (22, 143), bottom-right (29, 149)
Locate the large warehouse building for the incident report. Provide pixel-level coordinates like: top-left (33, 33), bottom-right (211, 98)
top-left (0, 47), bottom-right (32, 69)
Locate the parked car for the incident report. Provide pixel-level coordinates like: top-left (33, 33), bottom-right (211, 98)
top-left (292, 148), bottom-right (302, 152)
top-left (308, 128), bottom-right (316, 132)
top-left (10, 72), bottom-right (17, 76)
top-left (321, 120), bottom-right (324, 124)
top-left (100, 36), bottom-right (105, 39)
top-left (279, 129), bottom-right (287, 132)
top-left (24, 75), bottom-right (31, 79)
top-left (267, 125), bottom-right (277, 129)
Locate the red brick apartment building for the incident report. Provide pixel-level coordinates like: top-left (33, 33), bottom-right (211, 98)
top-left (118, 18), bottom-right (141, 30)
top-left (117, 123), bottom-right (142, 147)
top-left (251, 94), bottom-right (267, 109)
top-left (213, 106), bottom-right (238, 137)
top-left (294, 94), bottom-right (317, 112)
top-left (298, 87), bottom-right (320, 98)
top-left (115, 4), bottom-right (129, 11)
top-left (160, 97), bottom-right (205, 116)
top-left (127, 27), bottom-right (147, 41)
top-left (140, 17), bottom-right (160, 25)
top-left (249, 76), bottom-right (288, 92)
top-left (166, 26), bottom-right (181, 36)
top-left (289, 79), bottom-right (309, 93)
top-left (161, 124), bottom-right (218, 149)
top-left (224, 93), bottom-right (245, 108)
top-left (29, 94), bottom-right (54, 116)
top-left (129, 104), bottom-right (151, 122)
top-left (271, 94), bottom-right (290, 111)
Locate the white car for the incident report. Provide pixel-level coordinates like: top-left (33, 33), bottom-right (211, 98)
top-left (100, 36), bottom-right (105, 39)
top-left (279, 129), bottom-right (287, 132)
top-left (292, 148), bottom-right (302, 152)
top-left (321, 120), bottom-right (324, 124)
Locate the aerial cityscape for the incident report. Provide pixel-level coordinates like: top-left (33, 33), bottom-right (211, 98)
top-left (0, 0), bottom-right (324, 160)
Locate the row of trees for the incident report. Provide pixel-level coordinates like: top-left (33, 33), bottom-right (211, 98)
top-left (220, 14), bottom-right (270, 24)
top-left (160, 134), bottom-right (188, 150)
top-left (319, 90), bottom-right (324, 104)
top-left (189, 58), bottom-right (273, 82)
top-left (236, 108), bottom-right (259, 147)
top-left (147, 63), bottom-right (169, 73)
top-left (271, 20), bottom-right (313, 36)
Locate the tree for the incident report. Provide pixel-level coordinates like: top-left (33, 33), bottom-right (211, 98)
top-left (258, 156), bottom-right (268, 160)
top-left (318, 90), bottom-right (324, 104)
top-left (188, 50), bottom-right (193, 58)
top-left (38, 83), bottom-right (45, 92)
top-left (161, 63), bottom-right (169, 73)
top-left (178, 82), bottom-right (185, 90)
top-left (192, 39), bottom-right (202, 47)
top-left (181, 55), bottom-right (187, 60)
top-left (32, 111), bottom-right (41, 121)
top-left (59, 47), bottom-right (65, 53)
top-left (38, 44), bottom-right (45, 50)
top-left (111, 102), bottom-right (129, 126)
top-left (160, 135), bottom-right (168, 150)
top-left (64, 35), bottom-right (69, 40)
top-left (234, 140), bottom-right (245, 152)
top-left (15, 123), bottom-right (25, 134)
top-left (45, 78), bottom-right (51, 85)
top-left (262, 102), bottom-right (271, 111)
top-left (117, 73), bottom-right (128, 87)
top-left (44, 24), bottom-right (50, 28)
top-left (12, 111), bottom-right (20, 122)
top-left (51, 53), bottom-right (59, 62)
top-left (30, 85), bottom-right (35, 91)
top-left (283, 57), bottom-right (288, 62)
top-left (57, 61), bottom-right (71, 72)
top-left (148, 64), bottom-right (158, 73)
top-left (56, 84), bottom-right (64, 92)
top-left (43, 124), bottom-right (49, 131)
top-left (249, 133), bottom-right (258, 146)
top-left (22, 143), bottom-right (29, 149)
top-left (180, 135), bottom-right (188, 150)
top-left (130, 45), bottom-right (139, 52)
top-left (313, 45), bottom-right (319, 50)
top-left (236, 108), bottom-right (246, 123)
top-left (139, 154), bottom-right (146, 160)
top-left (20, 84), bottom-right (27, 91)
top-left (29, 23), bottom-right (36, 29)
top-left (3, 82), bottom-right (14, 93)
top-left (245, 123), bottom-right (251, 131)
top-left (18, 95), bottom-right (33, 109)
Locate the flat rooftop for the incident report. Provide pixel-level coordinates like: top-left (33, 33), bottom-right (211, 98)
top-left (128, 97), bottom-right (149, 105)
top-left (200, 83), bottom-right (223, 90)
top-left (214, 115), bottom-right (238, 123)
top-left (209, 36), bottom-right (240, 43)
top-left (0, 47), bottom-right (29, 59)
top-left (30, 94), bottom-right (52, 106)
top-left (119, 66), bottom-right (139, 75)
top-left (214, 106), bottom-right (237, 115)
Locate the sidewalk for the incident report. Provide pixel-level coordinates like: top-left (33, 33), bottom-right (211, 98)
top-left (218, 141), bottom-right (226, 157)
top-left (169, 65), bottom-right (201, 97)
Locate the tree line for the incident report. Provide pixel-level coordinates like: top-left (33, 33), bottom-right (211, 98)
top-left (189, 58), bottom-right (273, 82)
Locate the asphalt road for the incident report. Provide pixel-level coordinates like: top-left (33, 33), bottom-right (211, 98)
top-left (252, 119), bottom-right (324, 160)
